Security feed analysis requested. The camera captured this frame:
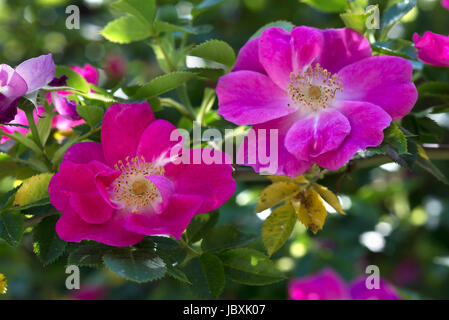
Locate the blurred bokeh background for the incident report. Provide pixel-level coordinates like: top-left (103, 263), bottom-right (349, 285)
top-left (1, 0), bottom-right (449, 299)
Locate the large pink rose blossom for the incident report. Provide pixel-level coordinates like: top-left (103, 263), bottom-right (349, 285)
top-left (288, 268), bottom-right (401, 300)
top-left (413, 31), bottom-right (449, 67)
top-left (217, 27), bottom-right (417, 177)
top-left (49, 102), bottom-right (235, 247)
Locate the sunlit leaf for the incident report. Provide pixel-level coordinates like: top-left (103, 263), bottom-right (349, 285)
top-left (256, 181), bottom-right (302, 213)
top-left (262, 202), bottom-right (296, 256)
top-left (312, 183), bottom-right (345, 215)
top-left (292, 188), bottom-right (328, 234)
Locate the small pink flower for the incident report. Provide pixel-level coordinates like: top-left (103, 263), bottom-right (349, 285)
top-left (1, 65), bottom-right (99, 141)
top-left (442, 0), bottom-right (449, 10)
top-left (413, 31), bottom-right (449, 67)
top-left (288, 268), bottom-right (401, 300)
top-left (350, 277), bottom-right (400, 300)
top-left (104, 52), bottom-right (127, 81)
top-left (49, 102), bottom-right (235, 247)
top-left (288, 269), bottom-right (349, 300)
top-left (217, 27), bottom-right (417, 176)
top-left (0, 54), bottom-right (54, 123)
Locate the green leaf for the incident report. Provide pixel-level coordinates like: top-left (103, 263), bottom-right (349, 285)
top-left (0, 187), bottom-right (19, 210)
top-left (416, 146), bottom-right (449, 185)
top-left (340, 11), bottom-right (369, 34)
top-left (13, 173), bottom-right (53, 207)
top-left (250, 20), bottom-right (295, 39)
top-left (189, 40), bottom-right (236, 68)
top-left (111, 0), bottom-right (156, 26)
top-left (300, 0), bottom-right (348, 13)
top-left (418, 82), bottom-right (449, 99)
top-left (55, 66), bottom-right (90, 93)
top-left (103, 247), bottom-right (166, 283)
top-left (0, 210), bottom-right (24, 247)
top-left (184, 253), bottom-right (225, 299)
top-left (133, 71), bottom-right (195, 99)
top-left (201, 225), bottom-right (254, 253)
top-left (381, 0), bottom-right (417, 30)
top-left (101, 16), bottom-right (151, 44)
top-left (192, 0), bottom-right (225, 17)
top-left (372, 40), bottom-right (417, 60)
top-left (154, 21), bottom-right (210, 35)
top-left (256, 181), bottom-right (301, 213)
top-left (76, 105), bottom-right (104, 128)
top-left (383, 122), bottom-right (408, 154)
top-left (68, 244), bottom-right (108, 267)
top-left (10, 132), bottom-right (42, 156)
top-left (219, 248), bottom-right (285, 286)
top-left (166, 265), bottom-right (191, 284)
top-left (33, 215), bottom-right (67, 265)
top-left (186, 211), bottom-right (219, 244)
top-left (36, 112), bottom-right (54, 146)
top-left (262, 202), bottom-right (296, 257)
top-left (187, 67), bottom-right (225, 80)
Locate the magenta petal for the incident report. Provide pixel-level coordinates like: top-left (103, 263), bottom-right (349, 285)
top-left (338, 56), bottom-right (416, 120)
top-left (285, 109), bottom-right (351, 161)
top-left (318, 28), bottom-right (372, 73)
top-left (413, 31), bottom-right (449, 67)
top-left (237, 114), bottom-right (313, 177)
top-left (136, 119), bottom-right (183, 163)
top-left (69, 191), bottom-right (114, 224)
top-left (95, 170), bottom-right (121, 208)
top-left (62, 142), bottom-right (105, 164)
top-left (217, 71), bottom-right (292, 125)
top-left (288, 269), bottom-right (350, 300)
top-left (101, 102), bottom-right (155, 166)
top-left (291, 26), bottom-right (323, 70)
top-left (350, 277), bottom-right (401, 300)
top-left (0, 64), bottom-right (28, 99)
top-left (51, 92), bottom-right (81, 121)
top-left (124, 194), bottom-right (203, 239)
top-left (233, 37), bottom-right (266, 74)
top-left (56, 209), bottom-right (144, 247)
top-left (443, 0), bottom-right (449, 10)
top-left (165, 149), bottom-right (235, 213)
top-left (314, 101), bottom-right (392, 170)
top-left (15, 54), bottom-right (55, 93)
top-left (259, 27), bottom-right (293, 88)
top-left (71, 64), bottom-right (99, 85)
top-left (146, 175), bottom-right (174, 214)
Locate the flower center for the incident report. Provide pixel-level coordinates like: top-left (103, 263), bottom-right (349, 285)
top-left (287, 63), bottom-right (343, 112)
top-left (111, 156), bottom-right (164, 213)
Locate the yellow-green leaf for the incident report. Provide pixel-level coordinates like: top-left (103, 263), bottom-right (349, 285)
top-left (268, 175), bottom-right (309, 186)
top-left (292, 188), bottom-right (327, 234)
top-left (256, 182), bottom-right (301, 213)
top-left (14, 173), bottom-right (53, 206)
top-left (312, 183), bottom-right (345, 215)
top-left (262, 202), bottom-right (296, 256)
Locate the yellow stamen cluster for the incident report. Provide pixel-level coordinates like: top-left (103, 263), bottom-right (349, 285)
top-left (112, 156), bottom-right (164, 213)
top-left (0, 273), bottom-right (7, 294)
top-left (287, 63), bottom-right (343, 112)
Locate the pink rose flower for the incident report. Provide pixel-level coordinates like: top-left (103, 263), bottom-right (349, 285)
top-left (289, 268), bottom-right (401, 300)
top-left (49, 102), bottom-right (236, 247)
top-left (288, 269), bottom-right (349, 300)
top-left (1, 65), bottom-right (99, 142)
top-left (0, 54), bottom-right (54, 123)
top-left (413, 31), bottom-right (449, 67)
top-left (217, 27), bottom-right (417, 176)
top-left (443, 0), bottom-right (449, 10)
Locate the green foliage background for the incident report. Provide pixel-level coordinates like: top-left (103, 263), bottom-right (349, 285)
top-left (1, 0), bottom-right (449, 299)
